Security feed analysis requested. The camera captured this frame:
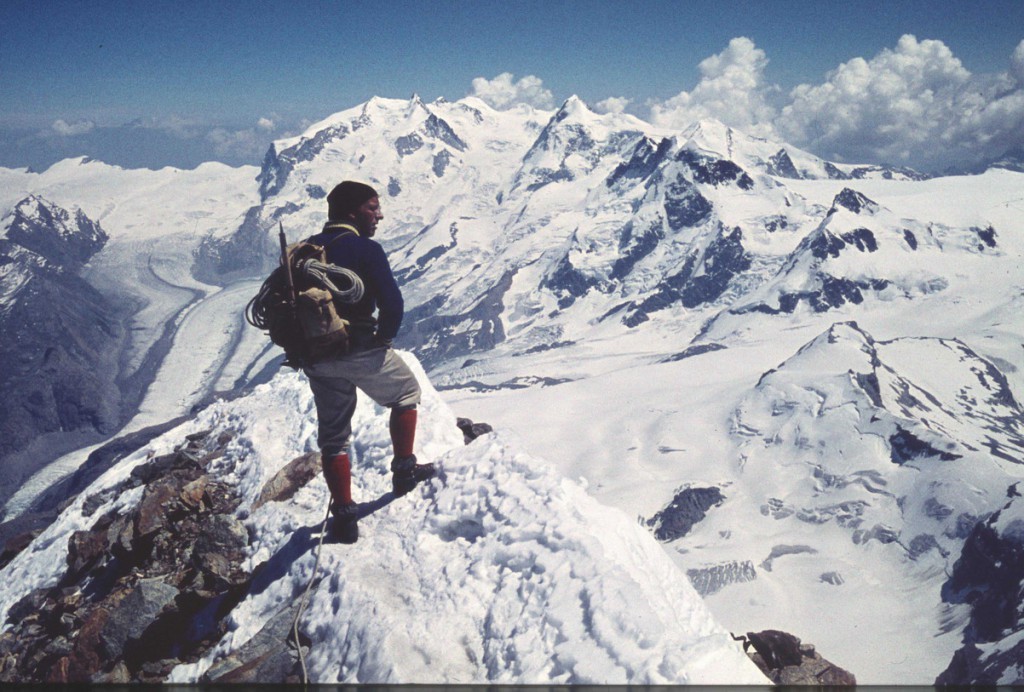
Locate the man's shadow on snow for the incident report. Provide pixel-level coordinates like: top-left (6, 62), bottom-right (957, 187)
top-left (247, 492), bottom-right (398, 597)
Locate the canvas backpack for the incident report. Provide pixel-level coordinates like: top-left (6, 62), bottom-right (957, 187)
top-left (245, 228), bottom-right (363, 368)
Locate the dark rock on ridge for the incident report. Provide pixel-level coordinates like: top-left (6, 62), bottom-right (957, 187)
top-left (736, 629), bottom-right (856, 685)
top-left (5, 195), bottom-right (107, 269)
top-left (830, 188), bottom-right (877, 215)
top-left (676, 149), bottom-right (755, 190)
top-left (457, 417), bottom-right (493, 444)
top-left (0, 429), bottom-right (270, 683)
top-left (253, 451), bottom-right (320, 510)
top-left (626, 225), bottom-right (752, 326)
top-left (404, 270), bottom-right (515, 369)
top-left (766, 149), bottom-right (802, 179)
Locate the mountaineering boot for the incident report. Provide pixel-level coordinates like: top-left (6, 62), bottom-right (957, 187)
top-left (391, 454), bottom-right (436, 497)
top-left (322, 453), bottom-right (357, 542)
top-left (329, 501), bottom-right (359, 544)
top-left (389, 406), bottom-right (432, 495)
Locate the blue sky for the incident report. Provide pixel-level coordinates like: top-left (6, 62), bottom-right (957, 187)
top-left (3, 0), bottom-right (1023, 171)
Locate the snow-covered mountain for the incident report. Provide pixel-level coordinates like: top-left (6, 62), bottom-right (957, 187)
top-left (198, 95), bottom-right (978, 382)
top-left (0, 196), bottom-right (122, 509)
top-left (0, 159), bottom-right (261, 518)
top-left (1, 94), bottom-right (1022, 684)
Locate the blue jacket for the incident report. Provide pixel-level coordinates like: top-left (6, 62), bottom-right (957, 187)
top-left (306, 222), bottom-right (404, 345)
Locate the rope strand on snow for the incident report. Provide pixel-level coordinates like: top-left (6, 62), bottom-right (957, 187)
top-left (293, 496), bottom-right (331, 684)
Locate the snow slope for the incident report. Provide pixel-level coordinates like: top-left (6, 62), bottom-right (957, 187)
top-left (0, 353), bottom-right (764, 684)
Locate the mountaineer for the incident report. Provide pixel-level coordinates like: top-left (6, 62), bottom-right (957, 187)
top-left (302, 181), bottom-right (435, 543)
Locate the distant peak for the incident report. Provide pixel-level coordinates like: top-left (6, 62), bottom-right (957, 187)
top-left (5, 195), bottom-right (107, 267)
top-left (406, 93), bottom-right (429, 117)
top-left (825, 320), bottom-right (873, 345)
top-left (830, 188), bottom-right (878, 215)
top-left (553, 95), bottom-right (593, 122)
top-left (682, 118), bottom-right (731, 139)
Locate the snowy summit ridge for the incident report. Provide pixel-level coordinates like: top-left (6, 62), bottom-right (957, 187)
top-left (0, 353), bottom-right (765, 684)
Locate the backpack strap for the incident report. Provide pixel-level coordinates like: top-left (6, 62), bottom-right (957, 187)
top-left (310, 222), bottom-right (358, 252)
top-left (324, 229), bottom-right (355, 250)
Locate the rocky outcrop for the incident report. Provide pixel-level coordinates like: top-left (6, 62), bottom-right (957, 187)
top-left (456, 417), bottom-right (493, 444)
top-left (645, 486), bottom-right (725, 541)
top-left (253, 451), bottom-right (320, 510)
top-left (0, 429), bottom-right (266, 683)
top-left (625, 225), bottom-right (752, 326)
top-left (736, 629), bottom-right (856, 685)
top-left (937, 487), bottom-right (1024, 685)
top-left (403, 271), bottom-right (515, 370)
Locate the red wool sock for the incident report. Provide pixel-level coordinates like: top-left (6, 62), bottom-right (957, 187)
top-left (390, 407), bottom-right (417, 458)
top-left (322, 453), bottom-right (352, 505)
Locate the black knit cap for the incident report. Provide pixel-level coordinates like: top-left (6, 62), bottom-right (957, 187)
top-left (327, 181), bottom-right (378, 220)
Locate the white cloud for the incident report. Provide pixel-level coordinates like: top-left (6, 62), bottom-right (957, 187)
top-left (1011, 39), bottom-right (1024, 85)
top-left (777, 35), bottom-right (1024, 172)
top-left (257, 117), bottom-right (275, 131)
top-left (644, 35), bottom-right (1024, 173)
top-left (594, 97), bottom-right (631, 115)
top-left (778, 35), bottom-right (968, 166)
top-left (470, 73), bottom-right (555, 110)
top-left (206, 126), bottom-right (264, 159)
top-left (128, 115), bottom-right (202, 138)
top-left (649, 37), bottom-right (778, 137)
top-left (51, 119), bottom-right (95, 136)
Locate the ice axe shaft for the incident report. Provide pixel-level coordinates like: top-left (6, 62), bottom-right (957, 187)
top-left (279, 221), bottom-right (297, 307)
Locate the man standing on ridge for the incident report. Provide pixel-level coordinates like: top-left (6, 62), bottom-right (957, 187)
top-left (303, 180), bottom-right (434, 544)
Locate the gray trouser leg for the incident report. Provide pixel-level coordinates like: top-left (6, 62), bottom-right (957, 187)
top-left (304, 348), bottom-right (422, 456)
top-left (306, 373), bottom-right (358, 458)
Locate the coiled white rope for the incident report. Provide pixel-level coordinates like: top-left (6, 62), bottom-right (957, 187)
top-left (297, 259), bottom-right (364, 303)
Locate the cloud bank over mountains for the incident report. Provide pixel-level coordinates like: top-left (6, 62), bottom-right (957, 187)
top-left (4, 35), bottom-right (1022, 174)
top-left (689, 34), bottom-right (1024, 172)
top-left (478, 34), bottom-right (1024, 174)
top-left (469, 72), bottom-right (556, 110)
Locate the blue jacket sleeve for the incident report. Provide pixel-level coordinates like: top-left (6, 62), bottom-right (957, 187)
top-left (365, 242), bottom-right (404, 341)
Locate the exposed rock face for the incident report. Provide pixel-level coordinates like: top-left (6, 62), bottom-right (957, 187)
top-left (645, 486), bottom-right (725, 542)
top-left (0, 429), bottom-right (270, 683)
top-left (738, 629), bottom-right (856, 685)
top-left (0, 196), bottom-right (124, 508)
top-left (625, 225), bottom-right (752, 327)
top-left (192, 204), bottom-right (282, 284)
top-left (5, 195), bottom-right (107, 268)
top-left (937, 488), bottom-right (1024, 685)
top-left (0, 416), bottom-right (191, 552)
top-left (402, 271), bottom-right (515, 370)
